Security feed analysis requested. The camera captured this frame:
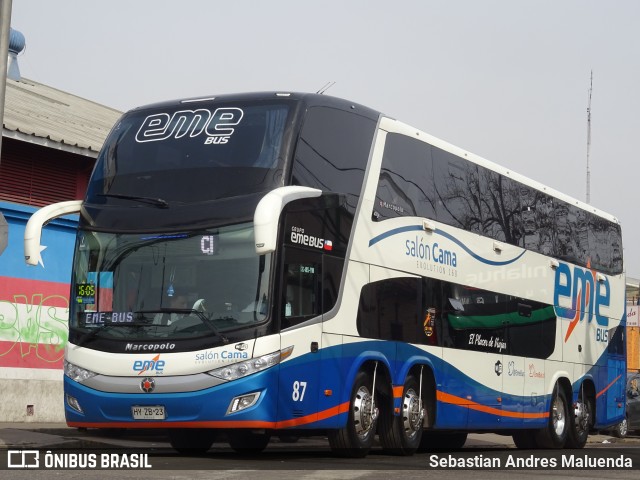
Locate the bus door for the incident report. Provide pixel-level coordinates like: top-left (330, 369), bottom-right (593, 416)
top-left (277, 246), bottom-right (324, 427)
top-left (601, 322), bottom-right (626, 426)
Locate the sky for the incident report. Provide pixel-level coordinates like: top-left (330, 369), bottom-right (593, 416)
top-left (9, 0), bottom-right (640, 277)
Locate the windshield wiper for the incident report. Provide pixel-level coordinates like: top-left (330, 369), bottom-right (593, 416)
top-left (75, 319), bottom-right (153, 348)
top-left (98, 193), bottom-right (169, 209)
top-left (136, 309), bottom-right (230, 344)
top-left (187, 310), bottom-right (230, 344)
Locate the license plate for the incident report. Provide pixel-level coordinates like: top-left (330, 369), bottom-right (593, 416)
top-left (132, 405), bottom-right (165, 420)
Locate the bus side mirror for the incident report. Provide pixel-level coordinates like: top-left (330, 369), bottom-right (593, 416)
top-left (24, 200), bottom-right (83, 266)
top-left (253, 186), bottom-right (321, 255)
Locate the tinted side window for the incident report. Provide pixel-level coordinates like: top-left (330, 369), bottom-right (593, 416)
top-left (292, 107), bottom-right (376, 215)
top-left (553, 200), bottom-right (588, 267)
top-left (487, 173), bottom-right (522, 245)
top-left (431, 149), bottom-right (522, 245)
top-left (441, 283), bottom-right (556, 359)
top-left (371, 134), bottom-right (623, 274)
top-left (506, 300), bottom-right (556, 358)
top-left (281, 247), bottom-right (322, 329)
top-left (607, 324), bottom-right (625, 355)
top-left (431, 148), bottom-right (469, 229)
top-left (357, 277), bottom-right (420, 342)
top-left (373, 134), bottom-right (436, 221)
top-left (589, 214), bottom-right (623, 274)
top-left (357, 276), bottom-right (556, 358)
top-left (442, 283), bottom-right (510, 354)
top-left (280, 197), bottom-right (351, 329)
top-left (280, 249), bottom-right (344, 330)
top-left (521, 185), bottom-right (555, 254)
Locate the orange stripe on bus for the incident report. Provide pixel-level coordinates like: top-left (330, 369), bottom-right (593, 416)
top-left (68, 401), bottom-right (352, 430)
top-left (596, 375), bottom-right (621, 399)
top-left (274, 401), bottom-right (350, 428)
top-left (436, 390), bottom-right (549, 419)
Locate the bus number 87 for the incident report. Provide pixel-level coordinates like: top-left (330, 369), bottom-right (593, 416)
top-left (292, 381), bottom-right (307, 401)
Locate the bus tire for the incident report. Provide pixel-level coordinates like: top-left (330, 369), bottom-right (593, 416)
top-left (228, 430), bottom-right (271, 454)
top-left (512, 430), bottom-right (536, 449)
top-left (566, 390), bottom-right (593, 449)
top-left (417, 431), bottom-right (468, 452)
top-left (379, 374), bottom-right (426, 455)
top-left (169, 428), bottom-right (216, 454)
top-left (535, 385), bottom-right (569, 449)
top-left (329, 370), bottom-right (379, 457)
top-left (612, 415), bottom-right (628, 439)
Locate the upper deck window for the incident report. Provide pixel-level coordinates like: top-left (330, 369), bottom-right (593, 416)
top-left (373, 133), bottom-right (623, 275)
top-left (291, 106), bottom-right (377, 215)
top-left (87, 102), bottom-right (291, 204)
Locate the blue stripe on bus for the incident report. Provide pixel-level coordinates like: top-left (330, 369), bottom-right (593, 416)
top-left (368, 224), bottom-right (526, 266)
top-left (65, 331), bottom-right (624, 430)
top-left (368, 224), bottom-right (423, 246)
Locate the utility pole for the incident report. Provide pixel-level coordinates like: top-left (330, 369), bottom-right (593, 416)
top-left (586, 70), bottom-right (593, 205)
top-left (0, 0), bottom-right (12, 255)
top-left (0, 0), bottom-right (12, 163)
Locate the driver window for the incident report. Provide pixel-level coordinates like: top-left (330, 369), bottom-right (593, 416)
top-left (281, 247), bottom-right (321, 329)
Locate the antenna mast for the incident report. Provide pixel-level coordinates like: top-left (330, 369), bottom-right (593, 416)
top-left (586, 70), bottom-right (593, 204)
top-left (316, 81), bottom-right (335, 95)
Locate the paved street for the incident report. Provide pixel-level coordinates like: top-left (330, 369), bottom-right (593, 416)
top-left (0, 422), bottom-right (637, 450)
top-left (1, 424), bottom-right (639, 479)
top-left (1, 422), bottom-right (638, 450)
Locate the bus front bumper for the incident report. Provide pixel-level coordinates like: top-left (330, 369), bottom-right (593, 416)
top-left (63, 369), bottom-right (279, 428)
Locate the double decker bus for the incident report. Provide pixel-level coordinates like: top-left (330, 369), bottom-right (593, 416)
top-left (25, 92), bottom-right (626, 456)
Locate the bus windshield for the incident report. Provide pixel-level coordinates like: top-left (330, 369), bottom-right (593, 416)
top-left (86, 101), bottom-right (291, 204)
top-left (70, 222), bottom-right (271, 341)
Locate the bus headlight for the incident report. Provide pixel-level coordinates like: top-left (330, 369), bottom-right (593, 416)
top-left (64, 360), bottom-right (98, 383)
top-left (66, 394), bottom-right (84, 414)
top-left (207, 346), bottom-right (293, 381)
top-left (227, 392), bottom-right (261, 414)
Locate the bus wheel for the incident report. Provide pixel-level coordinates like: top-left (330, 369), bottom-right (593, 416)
top-left (418, 431), bottom-right (467, 452)
top-left (535, 385), bottom-right (569, 448)
top-left (329, 370), bottom-right (379, 457)
top-left (566, 391), bottom-right (593, 448)
top-left (228, 430), bottom-right (271, 454)
top-left (379, 375), bottom-right (426, 455)
top-left (169, 428), bottom-right (216, 455)
top-left (512, 430), bottom-right (536, 449)
top-left (612, 415), bottom-right (628, 438)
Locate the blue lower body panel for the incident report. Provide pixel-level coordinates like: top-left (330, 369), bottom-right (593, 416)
top-left (64, 368), bottom-right (279, 428)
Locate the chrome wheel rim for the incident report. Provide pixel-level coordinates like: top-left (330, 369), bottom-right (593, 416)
top-left (352, 385), bottom-right (375, 439)
top-left (575, 399), bottom-right (590, 435)
top-left (619, 418), bottom-right (628, 437)
top-left (402, 387), bottom-right (423, 439)
top-left (552, 394), bottom-right (566, 437)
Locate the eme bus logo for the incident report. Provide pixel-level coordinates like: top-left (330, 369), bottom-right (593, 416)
top-left (135, 107), bottom-right (244, 144)
top-left (290, 226), bottom-right (333, 251)
top-left (132, 354), bottom-right (165, 375)
top-left (553, 261), bottom-right (610, 343)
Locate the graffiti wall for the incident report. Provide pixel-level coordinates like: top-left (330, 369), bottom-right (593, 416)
top-left (0, 201), bottom-right (77, 371)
